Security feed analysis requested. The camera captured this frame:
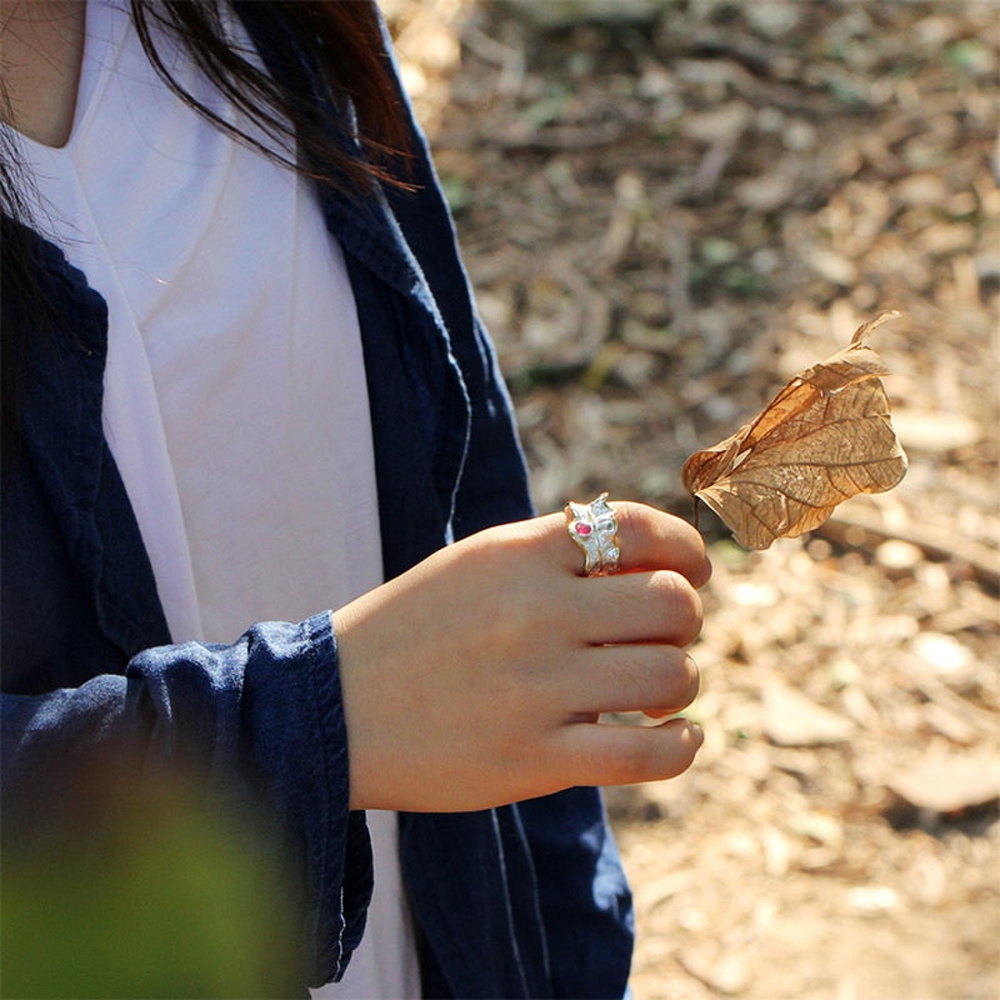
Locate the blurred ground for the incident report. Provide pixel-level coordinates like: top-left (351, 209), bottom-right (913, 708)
top-left (385, 2), bottom-right (999, 998)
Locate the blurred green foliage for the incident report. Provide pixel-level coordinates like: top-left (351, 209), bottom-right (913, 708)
top-left (1, 779), bottom-right (300, 998)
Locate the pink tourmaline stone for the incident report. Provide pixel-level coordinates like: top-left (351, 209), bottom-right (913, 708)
top-left (574, 522), bottom-right (592, 536)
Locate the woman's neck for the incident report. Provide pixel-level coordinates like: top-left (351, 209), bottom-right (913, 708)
top-left (1, 0), bottom-right (87, 148)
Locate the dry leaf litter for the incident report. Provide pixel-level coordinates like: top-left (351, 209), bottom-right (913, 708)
top-left (384, 2), bottom-right (999, 998)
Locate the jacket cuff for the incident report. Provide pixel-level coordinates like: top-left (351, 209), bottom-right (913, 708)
top-left (241, 612), bottom-right (373, 988)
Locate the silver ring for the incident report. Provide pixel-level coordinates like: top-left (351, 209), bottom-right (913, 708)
top-left (564, 492), bottom-right (621, 576)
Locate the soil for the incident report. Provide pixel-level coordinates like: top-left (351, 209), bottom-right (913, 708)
top-left (385, 3), bottom-right (1000, 998)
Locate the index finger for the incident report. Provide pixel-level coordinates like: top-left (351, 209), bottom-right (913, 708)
top-left (552, 499), bottom-right (711, 586)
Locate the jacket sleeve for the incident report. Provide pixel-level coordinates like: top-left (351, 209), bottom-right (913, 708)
top-left (1, 611), bottom-right (371, 990)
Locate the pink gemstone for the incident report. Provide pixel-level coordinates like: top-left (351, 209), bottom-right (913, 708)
top-left (574, 522), bottom-right (592, 536)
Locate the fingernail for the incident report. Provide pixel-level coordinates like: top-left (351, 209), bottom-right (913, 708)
top-left (689, 722), bottom-right (705, 747)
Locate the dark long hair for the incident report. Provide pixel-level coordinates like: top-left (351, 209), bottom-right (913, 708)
top-left (1, 0), bottom-right (414, 450)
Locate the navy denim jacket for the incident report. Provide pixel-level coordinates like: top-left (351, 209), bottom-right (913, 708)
top-left (1, 6), bottom-right (633, 996)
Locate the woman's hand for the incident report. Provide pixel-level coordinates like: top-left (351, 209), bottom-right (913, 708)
top-left (333, 501), bottom-right (711, 812)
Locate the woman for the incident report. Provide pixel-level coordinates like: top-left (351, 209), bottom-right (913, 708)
top-left (0, 2), bottom-right (709, 996)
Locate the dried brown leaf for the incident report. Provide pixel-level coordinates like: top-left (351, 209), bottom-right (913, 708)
top-left (682, 311), bottom-right (908, 549)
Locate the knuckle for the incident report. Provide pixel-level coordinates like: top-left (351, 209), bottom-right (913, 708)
top-left (665, 651), bottom-right (700, 707)
top-left (606, 500), bottom-right (711, 584)
top-left (645, 649), bottom-right (699, 712)
top-left (606, 738), bottom-right (662, 783)
top-left (610, 731), bottom-right (694, 784)
top-left (653, 571), bottom-right (704, 643)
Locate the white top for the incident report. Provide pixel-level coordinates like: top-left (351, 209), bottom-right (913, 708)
top-left (17, 2), bottom-right (419, 995)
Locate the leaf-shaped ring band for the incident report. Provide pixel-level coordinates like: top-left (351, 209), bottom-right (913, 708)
top-left (564, 492), bottom-right (621, 576)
